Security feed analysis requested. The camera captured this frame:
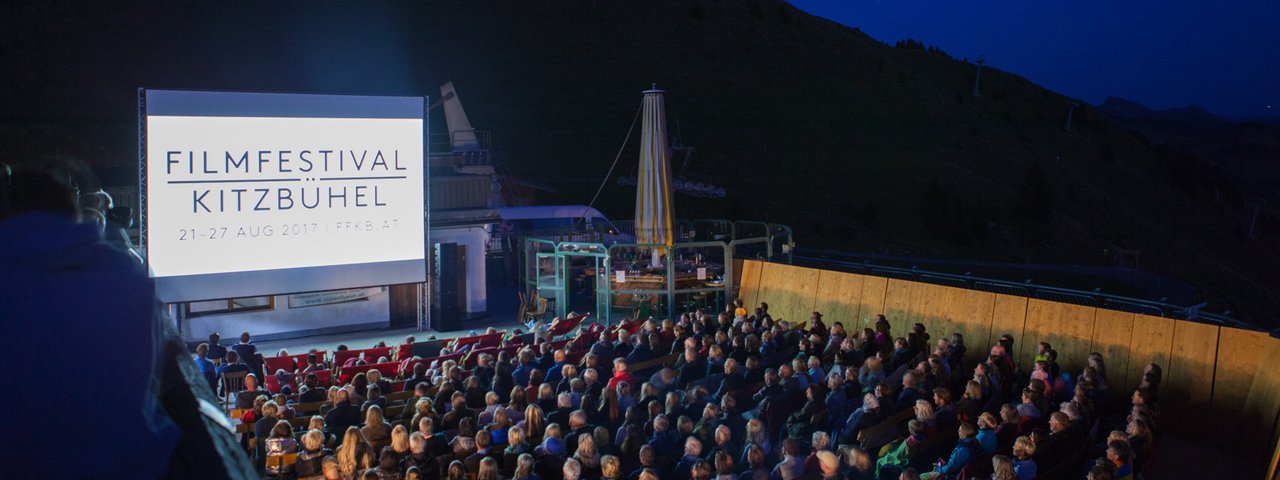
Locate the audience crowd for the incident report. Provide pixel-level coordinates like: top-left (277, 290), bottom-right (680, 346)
top-left (205, 299), bottom-right (1163, 480)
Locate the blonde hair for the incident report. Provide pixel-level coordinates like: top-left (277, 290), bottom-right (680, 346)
top-left (978, 412), bottom-right (998, 429)
top-left (322, 456), bottom-right (339, 477)
top-left (992, 455), bottom-right (1015, 480)
top-left (524, 405), bottom-right (546, 438)
top-left (508, 426), bottom-right (525, 447)
top-left (914, 399), bottom-right (935, 422)
top-left (601, 454), bottom-right (622, 477)
top-left (365, 405), bottom-right (384, 426)
top-left (477, 457), bottom-right (500, 480)
top-left (514, 453), bottom-right (535, 478)
top-left (1013, 435), bottom-right (1036, 459)
top-left (965, 380), bottom-right (983, 400)
top-left (337, 426), bottom-right (373, 476)
top-left (262, 400), bottom-right (279, 418)
top-left (391, 425), bottom-right (410, 453)
top-left (493, 406), bottom-right (510, 428)
top-left (575, 433), bottom-right (600, 467)
top-left (544, 423), bottom-right (562, 441)
top-left (308, 415), bottom-right (325, 431)
top-left (746, 418), bottom-right (766, 445)
top-left (302, 429), bottom-right (324, 451)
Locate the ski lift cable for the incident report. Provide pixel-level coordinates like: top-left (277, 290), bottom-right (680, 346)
top-left (581, 99), bottom-right (644, 224)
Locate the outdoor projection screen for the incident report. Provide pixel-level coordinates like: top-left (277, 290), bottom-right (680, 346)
top-left (140, 89), bottom-right (427, 303)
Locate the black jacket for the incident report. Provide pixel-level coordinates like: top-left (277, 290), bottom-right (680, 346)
top-left (324, 402), bottom-right (361, 438)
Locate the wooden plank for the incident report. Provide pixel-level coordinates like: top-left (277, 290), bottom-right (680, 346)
top-left (856, 275), bottom-right (888, 327)
top-left (1212, 327), bottom-right (1272, 457)
top-left (882, 278), bottom-right (914, 338)
top-left (755, 263), bottom-right (819, 325)
top-left (989, 294), bottom-right (1029, 363)
top-left (731, 258), bottom-right (744, 294)
top-left (1165, 321), bottom-right (1219, 434)
top-left (812, 270), bottom-right (865, 328)
top-left (1021, 299), bottom-right (1096, 375)
top-left (737, 260), bottom-right (765, 308)
top-left (946, 288), bottom-right (996, 367)
top-left (908, 283), bottom-right (950, 341)
top-left (1127, 314), bottom-right (1176, 396)
top-left (1245, 337), bottom-right (1280, 470)
top-left (1089, 309), bottom-right (1135, 394)
top-left (929, 285), bottom-right (962, 343)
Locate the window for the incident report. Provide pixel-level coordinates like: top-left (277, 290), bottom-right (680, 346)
top-left (185, 296), bottom-right (275, 317)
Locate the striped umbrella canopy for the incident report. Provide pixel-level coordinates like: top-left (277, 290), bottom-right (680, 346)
top-left (634, 86), bottom-right (675, 252)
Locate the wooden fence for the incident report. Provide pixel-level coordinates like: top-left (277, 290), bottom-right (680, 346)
top-left (739, 260), bottom-right (1280, 474)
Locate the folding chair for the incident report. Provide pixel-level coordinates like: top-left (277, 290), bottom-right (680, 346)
top-left (523, 296), bottom-right (548, 322)
top-left (265, 452), bottom-right (298, 477)
top-left (220, 370), bottom-right (249, 412)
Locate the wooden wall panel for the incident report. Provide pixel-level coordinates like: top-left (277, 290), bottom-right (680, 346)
top-left (737, 260), bottom-right (765, 309)
top-left (856, 276), bottom-right (888, 329)
top-left (1127, 314), bottom-right (1176, 395)
top-left (1165, 321), bottom-right (1219, 432)
top-left (812, 271), bottom-right (865, 328)
top-left (1244, 337), bottom-right (1280, 470)
top-left (883, 278), bottom-right (915, 338)
top-left (989, 294), bottom-right (1029, 360)
top-left (1089, 309), bottom-right (1135, 394)
top-left (731, 258), bottom-right (744, 294)
top-left (756, 263), bottom-right (819, 326)
top-left (1021, 299), bottom-right (1097, 375)
top-left (746, 264), bottom-right (1280, 467)
top-left (946, 288), bottom-right (996, 366)
top-left (1213, 328), bottom-right (1272, 454)
top-left (908, 283), bottom-right (950, 341)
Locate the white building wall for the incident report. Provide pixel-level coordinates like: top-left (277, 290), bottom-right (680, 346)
top-left (181, 289), bottom-right (390, 343)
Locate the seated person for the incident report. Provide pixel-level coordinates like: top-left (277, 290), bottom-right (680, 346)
top-left (216, 350), bottom-right (251, 392)
top-left (298, 374), bottom-right (328, 404)
top-left (294, 429), bottom-right (332, 479)
top-left (193, 343), bottom-right (217, 388)
top-left (362, 384), bottom-right (389, 413)
top-left (302, 353), bottom-right (326, 373)
top-left (230, 331), bottom-right (258, 367)
top-left (207, 332), bottom-right (229, 363)
top-left (324, 389), bottom-right (361, 438)
top-left (233, 372), bottom-right (264, 410)
top-left (1016, 388), bottom-right (1041, 420)
top-left (876, 419), bottom-right (927, 478)
top-left (921, 422), bottom-right (980, 480)
top-left (264, 420), bottom-right (299, 477)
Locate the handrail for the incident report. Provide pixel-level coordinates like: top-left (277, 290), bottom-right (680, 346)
top-left (790, 254), bottom-right (1255, 331)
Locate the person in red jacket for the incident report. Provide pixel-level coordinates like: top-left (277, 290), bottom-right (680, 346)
top-left (606, 358), bottom-right (638, 393)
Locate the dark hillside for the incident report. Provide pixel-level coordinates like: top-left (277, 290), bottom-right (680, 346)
top-left (2, 0), bottom-right (1277, 325)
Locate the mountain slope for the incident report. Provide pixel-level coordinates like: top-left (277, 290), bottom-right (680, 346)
top-left (1099, 96), bottom-right (1280, 208)
top-left (2, 0), bottom-right (1277, 325)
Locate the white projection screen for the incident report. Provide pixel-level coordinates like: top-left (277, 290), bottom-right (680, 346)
top-left (140, 89), bottom-right (427, 303)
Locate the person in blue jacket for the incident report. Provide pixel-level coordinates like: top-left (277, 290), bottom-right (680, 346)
top-left (920, 422), bottom-right (980, 480)
top-left (976, 413), bottom-right (999, 454)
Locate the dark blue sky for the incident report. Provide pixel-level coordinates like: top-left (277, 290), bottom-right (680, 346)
top-left (790, 0), bottom-right (1280, 119)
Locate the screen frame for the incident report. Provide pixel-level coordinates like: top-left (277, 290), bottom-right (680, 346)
top-left (138, 88), bottom-right (429, 304)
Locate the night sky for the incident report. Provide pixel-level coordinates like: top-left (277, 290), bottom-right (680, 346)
top-left (790, 0), bottom-right (1280, 119)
